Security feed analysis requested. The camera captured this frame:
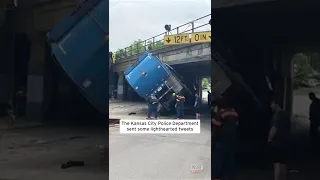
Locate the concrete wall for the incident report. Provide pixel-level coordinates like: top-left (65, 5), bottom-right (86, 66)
top-left (25, 33), bottom-right (47, 121)
top-left (117, 73), bottom-right (124, 100)
top-left (0, 6), bottom-right (15, 113)
top-left (114, 43), bottom-right (211, 72)
top-left (33, 0), bottom-right (78, 31)
top-left (15, 0), bottom-right (77, 33)
top-left (8, 0), bottom-right (78, 120)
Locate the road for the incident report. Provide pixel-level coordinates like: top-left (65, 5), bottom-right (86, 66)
top-left (0, 126), bottom-right (107, 180)
top-left (108, 93), bottom-right (316, 180)
top-left (109, 116), bottom-right (211, 180)
top-left (234, 93), bottom-right (320, 180)
top-left (109, 100), bottom-right (147, 120)
top-left (293, 94), bottom-right (312, 117)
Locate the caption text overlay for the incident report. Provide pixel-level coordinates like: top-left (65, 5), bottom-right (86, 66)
top-left (120, 119), bottom-right (201, 134)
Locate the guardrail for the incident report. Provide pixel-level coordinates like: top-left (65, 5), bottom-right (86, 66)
top-left (115, 14), bottom-right (211, 62)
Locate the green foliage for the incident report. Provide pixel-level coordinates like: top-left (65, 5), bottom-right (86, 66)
top-left (202, 78), bottom-right (211, 89)
top-left (115, 39), bottom-right (165, 60)
top-left (293, 53), bottom-right (313, 87)
top-left (147, 41), bottom-right (164, 50)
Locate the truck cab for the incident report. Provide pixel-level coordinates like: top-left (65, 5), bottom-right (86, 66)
top-left (47, 0), bottom-right (108, 114)
top-left (124, 52), bottom-right (190, 113)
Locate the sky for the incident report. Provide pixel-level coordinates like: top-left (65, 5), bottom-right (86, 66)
top-left (109, 0), bottom-right (211, 52)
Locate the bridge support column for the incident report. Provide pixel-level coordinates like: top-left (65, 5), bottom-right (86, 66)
top-left (117, 72), bottom-right (124, 100)
top-left (26, 33), bottom-right (50, 122)
top-left (0, 6), bottom-right (15, 115)
top-left (275, 52), bottom-right (294, 117)
top-left (282, 53), bottom-right (294, 118)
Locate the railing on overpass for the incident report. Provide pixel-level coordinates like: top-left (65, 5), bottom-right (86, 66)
top-left (114, 14), bottom-right (211, 62)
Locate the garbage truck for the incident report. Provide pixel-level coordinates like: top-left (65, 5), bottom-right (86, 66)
top-left (47, 0), bottom-right (108, 114)
top-left (124, 52), bottom-right (192, 114)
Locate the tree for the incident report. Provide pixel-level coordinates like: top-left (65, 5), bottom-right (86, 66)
top-left (155, 41), bottom-right (164, 48)
top-left (202, 78), bottom-right (211, 89)
top-left (115, 39), bottom-right (165, 59)
top-left (114, 39), bottom-right (144, 58)
top-left (309, 52), bottom-right (320, 72)
top-left (115, 49), bottom-right (125, 59)
top-left (126, 39), bottom-right (145, 55)
top-left (147, 40), bottom-right (164, 50)
top-left (293, 53), bottom-right (313, 88)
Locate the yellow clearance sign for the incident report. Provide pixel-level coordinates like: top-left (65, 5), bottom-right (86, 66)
top-left (163, 34), bottom-right (190, 45)
top-left (190, 31), bottom-right (211, 43)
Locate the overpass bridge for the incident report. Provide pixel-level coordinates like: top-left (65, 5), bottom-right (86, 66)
top-left (111, 14), bottom-right (211, 100)
top-left (113, 43), bottom-right (210, 73)
top-left (0, 0), bottom-right (83, 121)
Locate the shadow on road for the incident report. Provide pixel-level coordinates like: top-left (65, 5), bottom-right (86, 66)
top-left (235, 115), bottom-right (320, 180)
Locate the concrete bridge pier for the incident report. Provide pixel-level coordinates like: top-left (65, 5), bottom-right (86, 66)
top-left (26, 33), bottom-right (52, 122)
top-left (117, 72), bottom-right (125, 100)
top-left (280, 53), bottom-right (294, 118)
top-left (0, 5), bottom-right (14, 115)
top-left (272, 52), bottom-right (294, 117)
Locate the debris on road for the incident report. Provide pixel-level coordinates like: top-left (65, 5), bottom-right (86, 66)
top-left (109, 118), bottom-right (120, 125)
top-left (61, 160), bottom-right (85, 169)
top-left (30, 140), bottom-right (48, 144)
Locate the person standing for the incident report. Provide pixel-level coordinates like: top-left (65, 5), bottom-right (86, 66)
top-left (308, 92), bottom-right (320, 145)
top-left (212, 97), bottom-right (238, 180)
top-left (207, 91), bottom-right (212, 108)
top-left (113, 89), bottom-right (117, 99)
top-left (175, 93), bottom-right (185, 119)
top-left (268, 99), bottom-right (290, 180)
top-left (194, 93), bottom-right (201, 119)
top-left (146, 94), bottom-right (159, 119)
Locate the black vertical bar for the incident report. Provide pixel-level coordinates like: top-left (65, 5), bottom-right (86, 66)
top-left (4, 4), bottom-right (16, 110)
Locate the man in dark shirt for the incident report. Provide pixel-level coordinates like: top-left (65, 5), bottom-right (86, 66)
top-left (268, 99), bottom-right (290, 180)
top-left (207, 91), bottom-right (212, 108)
top-left (194, 93), bottom-right (201, 119)
top-left (308, 92), bottom-right (320, 144)
top-left (146, 94), bottom-right (159, 119)
top-left (175, 93), bottom-right (185, 119)
top-left (212, 97), bottom-right (238, 180)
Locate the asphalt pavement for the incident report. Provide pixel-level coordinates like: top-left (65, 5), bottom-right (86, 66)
top-left (109, 116), bottom-right (211, 180)
top-left (108, 94), bottom-right (318, 180)
top-left (0, 126), bottom-right (108, 180)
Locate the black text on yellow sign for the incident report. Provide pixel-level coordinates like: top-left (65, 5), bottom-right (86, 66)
top-left (163, 34), bottom-right (190, 45)
top-left (190, 31), bottom-right (211, 43)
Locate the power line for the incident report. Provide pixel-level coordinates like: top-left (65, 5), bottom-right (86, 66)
top-left (110, 0), bottom-right (121, 8)
top-left (109, 0), bottom-right (122, 21)
top-left (182, 24), bottom-right (191, 33)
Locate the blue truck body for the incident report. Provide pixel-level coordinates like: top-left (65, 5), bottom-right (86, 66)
top-left (47, 0), bottom-right (108, 114)
top-left (125, 52), bottom-right (189, 111)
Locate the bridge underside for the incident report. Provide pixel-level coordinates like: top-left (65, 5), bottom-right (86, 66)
top-left (0, 1), bottom-right (100, 123)
top-left (213, 0), bottom-right (320, 48)
top-left (171, 61), bottom-right (211, 77)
